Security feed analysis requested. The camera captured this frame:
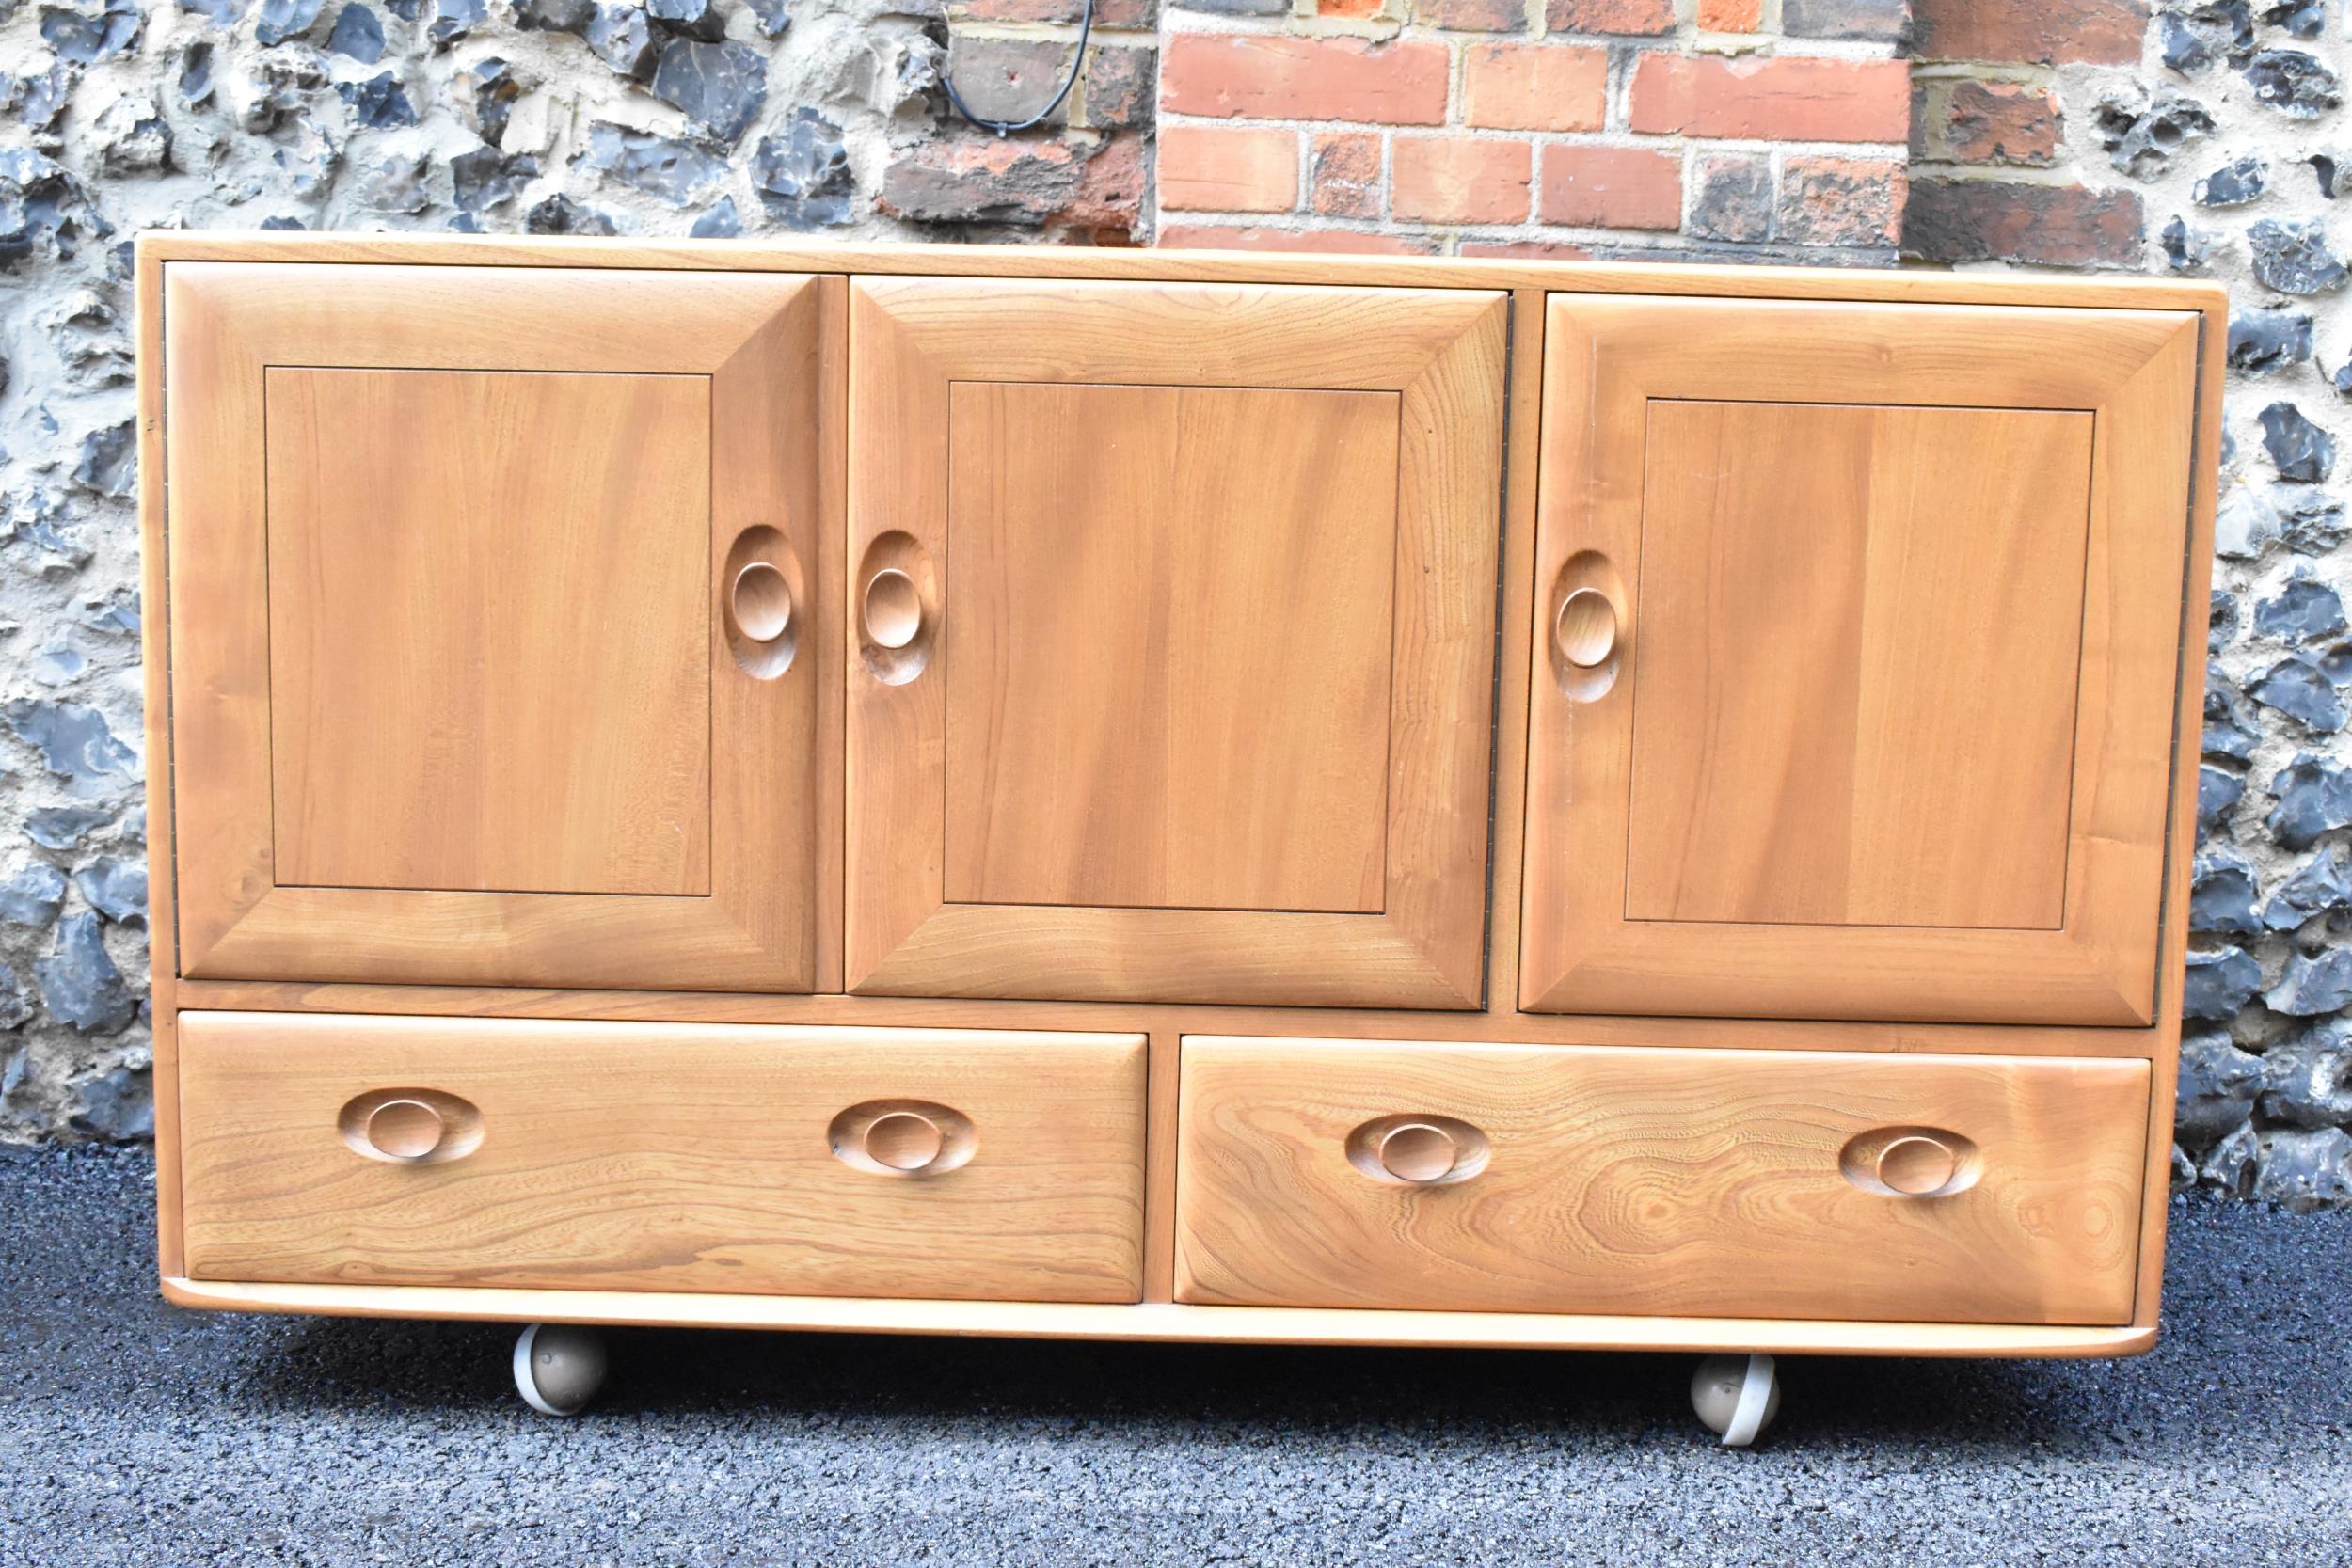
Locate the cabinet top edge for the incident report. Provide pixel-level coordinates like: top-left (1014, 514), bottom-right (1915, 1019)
top-left (135, 231), bottom-right (2230, 316)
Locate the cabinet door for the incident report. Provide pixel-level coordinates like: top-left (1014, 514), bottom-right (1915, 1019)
top-left (165, 264), bottom-right (837, 991)
top-left (1522, 295), bottom-right (2200, 1025)
top-left (847, 278), bottom-right (1507, 1008)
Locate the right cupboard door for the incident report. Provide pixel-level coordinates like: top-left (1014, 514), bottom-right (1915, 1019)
top-left (1522, 295), bottom-right (2201, 1025)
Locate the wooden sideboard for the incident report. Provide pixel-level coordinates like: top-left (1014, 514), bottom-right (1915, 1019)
top-left (136, 234), bottom-right (2223, 1434)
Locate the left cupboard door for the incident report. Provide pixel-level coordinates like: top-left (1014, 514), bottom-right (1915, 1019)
top-left (161, 263), bottom-right (840, 991)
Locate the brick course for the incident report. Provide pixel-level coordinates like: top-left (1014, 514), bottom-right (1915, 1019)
top-left (1627, 55), bottom-right (1911, 144)
top-left (1161, 36), bottom-right (1450, 125)
top-left (1924, 80), bottom-right (2059, 166)
top-left (1902, 0), bottom-right (2143, 270)
top-left (1904, 179), bottom-right (2145, 267)
top-left (1159, 126), bottom-right (1301, 213)
top-left (1154, 0), bottom-right (1908, 258)
top-left (1462, 43), bottom-right (1607, 134)
top-left (1392, 136), bottom-right (1534, 223)
top-left (1311, 132), bottom-right (1386, 216)
top-left (1544, 0), bottom-right (1675, 35)
top-left (1538, 146), bottom-right (1683, 230)
top-left (1415, 0), bottom-right (1528, 29)
top-left (1911, 0), bottom-right (2147, 66)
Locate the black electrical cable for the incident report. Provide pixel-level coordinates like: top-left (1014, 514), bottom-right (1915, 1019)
top-left (939, 0), bottom-right (1096, 136)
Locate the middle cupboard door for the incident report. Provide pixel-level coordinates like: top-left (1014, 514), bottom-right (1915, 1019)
top-left (847, 278), bottom-right (1508, 1008)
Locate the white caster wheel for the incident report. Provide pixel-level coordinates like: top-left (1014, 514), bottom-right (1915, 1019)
top-left (1691, 1353), bottom-right (1780, 1447)
top-left (513, 1323), bottom-right (606, 1417)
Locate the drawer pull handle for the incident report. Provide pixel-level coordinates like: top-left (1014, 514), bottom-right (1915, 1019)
top-left (829, 1099), bottom-right (977, 1177)
top-left (1553, 587), bottom-right (1617, 669)
top-left (1346, 1113), bottom-right (1490, 1186)
top-left (1376, 1121), bottom-right (1459, 1183)
top-left (1876, 1134), bottom-right (1960, 1196)
top-left (864, 1110), bottom-right (945, 1173)
top-left (730, 561), bottom-right (795, 643)
top-left (339, 1088), bottom-right (485, 1165)
top-left (1839, 1126), bottom-right (1979, 1198)
top-left (366, 1098), bottom-right (447, 1161)
top-left (863, 567), bottom-right (923, 650)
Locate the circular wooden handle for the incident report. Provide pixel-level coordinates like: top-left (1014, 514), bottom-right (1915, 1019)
top-left (1375, 1121), bottom-right (1459, 1183)
top-left (1876, 1133), bottom-right (1960, 1196)
top-left (863, 567), bottom-right (923, 650)
top-left (1554, 589), bottom-right (1617, 669)
top-left (731, 562), bottom-right (794, 643)
top-left (364, 1098), bottom-right (447, 1162)
top-left (863, 1109), bottom-right (945, 1172)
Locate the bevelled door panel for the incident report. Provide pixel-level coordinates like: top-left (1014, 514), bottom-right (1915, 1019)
top-left (1522, 295), bottom-right (2201, 1025)
top-left (266, 368), bottom-right (715, 898)
top-left (848, 278), bottom-right (1508, 1008)
top-left (165, 263), bottom-right (841, 991)
top-left (945, 380), bottom-right (1400, 916)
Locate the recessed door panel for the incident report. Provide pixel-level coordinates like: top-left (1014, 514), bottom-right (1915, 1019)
top-left (265, 368), bottom-right (715, 898)
top-left (164, 263), bottom-right (840, 991)
top-left (1521, 294), bottom-right (2201, 1025)
top-left (943, 380), bottom-right (1399, 915)
top-left (1625, 400), bottom-right (2094, 931)
top-left (849, 277), bottom-right (1508, 1008)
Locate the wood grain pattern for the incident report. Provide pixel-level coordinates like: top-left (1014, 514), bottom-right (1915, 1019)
top-left (1175, 1037), bottom-right (2149, 1325)
top-left (179, 1011), bottom-right (1147, 1303)
top-left (811, 277), bottom-right (850, 995)
top-left (1482, 286), bottom-right (1548, 1034)
top-left (265, 368), bottom-right (713, 896)
top-left (1521, 295), bottom-right (2201, 1025)
top-left (2133, 292), bottom-right (2230, 1332)
top-left (136, 232), bottom-right (2229, 318)
top-left (1625, 401), bottom-right (2094, 929)
top-left (162, 263), bottom-right (834, 991)
top-left (136, 238), bottom-right (2221, 1357)
top-left (944, 380), bottom-right (1399, 914)
top-left (159, 1275), bottom-right (2159, 1359)
top-left (136, 238), bottom-right (186, 1278)
top-left (1142, 1029), bottom-right (1181, 1302)
top-left (165, 977), bottom-right (2170, 1058)
top-left (847, 277), bottom-right (1506, 1008)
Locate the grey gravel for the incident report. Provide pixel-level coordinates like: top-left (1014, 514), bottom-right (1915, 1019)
top-left (2, 1149), bottom-right (2350, 1563)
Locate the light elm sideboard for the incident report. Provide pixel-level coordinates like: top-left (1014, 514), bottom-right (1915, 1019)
top-left (135, 234), bottom-right (2224, 1436)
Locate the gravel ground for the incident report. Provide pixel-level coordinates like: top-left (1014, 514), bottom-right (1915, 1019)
top-left (2, 1145), bottom-right (2347, 1567)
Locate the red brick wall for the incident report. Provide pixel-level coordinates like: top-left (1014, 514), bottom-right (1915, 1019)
top-left (1904, 0), bottom-right (2150, 266)
top-left (1151, 0), bottom-right (1910, 259)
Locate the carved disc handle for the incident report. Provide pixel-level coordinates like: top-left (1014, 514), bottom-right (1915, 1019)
top-left (863, 567), bottom-right (923, 650)
top-left (364, 1098), bottom-right (447, 1162)
top-left (863, 1109), bottom-right (946, 1173)
top-left (1875, 1133), bottom-right (1961, 1196)
top-left (731, 561), bottom-right (795, 643)
top-left (1376, 1121), bottom-right (1461, 1183)
top-left (1553, 588), bottom-right (1618, 669)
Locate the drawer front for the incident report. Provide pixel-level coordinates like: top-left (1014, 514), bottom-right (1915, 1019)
top-left (1175, 1037), bottom-right (2149, 1325)
top-left (180, 1012), bottom-right (1147, 1303)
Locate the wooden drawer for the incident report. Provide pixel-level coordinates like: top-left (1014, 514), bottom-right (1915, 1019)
top-left (179, 1012), bottom-right (1147, 1303)
top-left (1174, 1037), bottom-right (2149, 1325)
